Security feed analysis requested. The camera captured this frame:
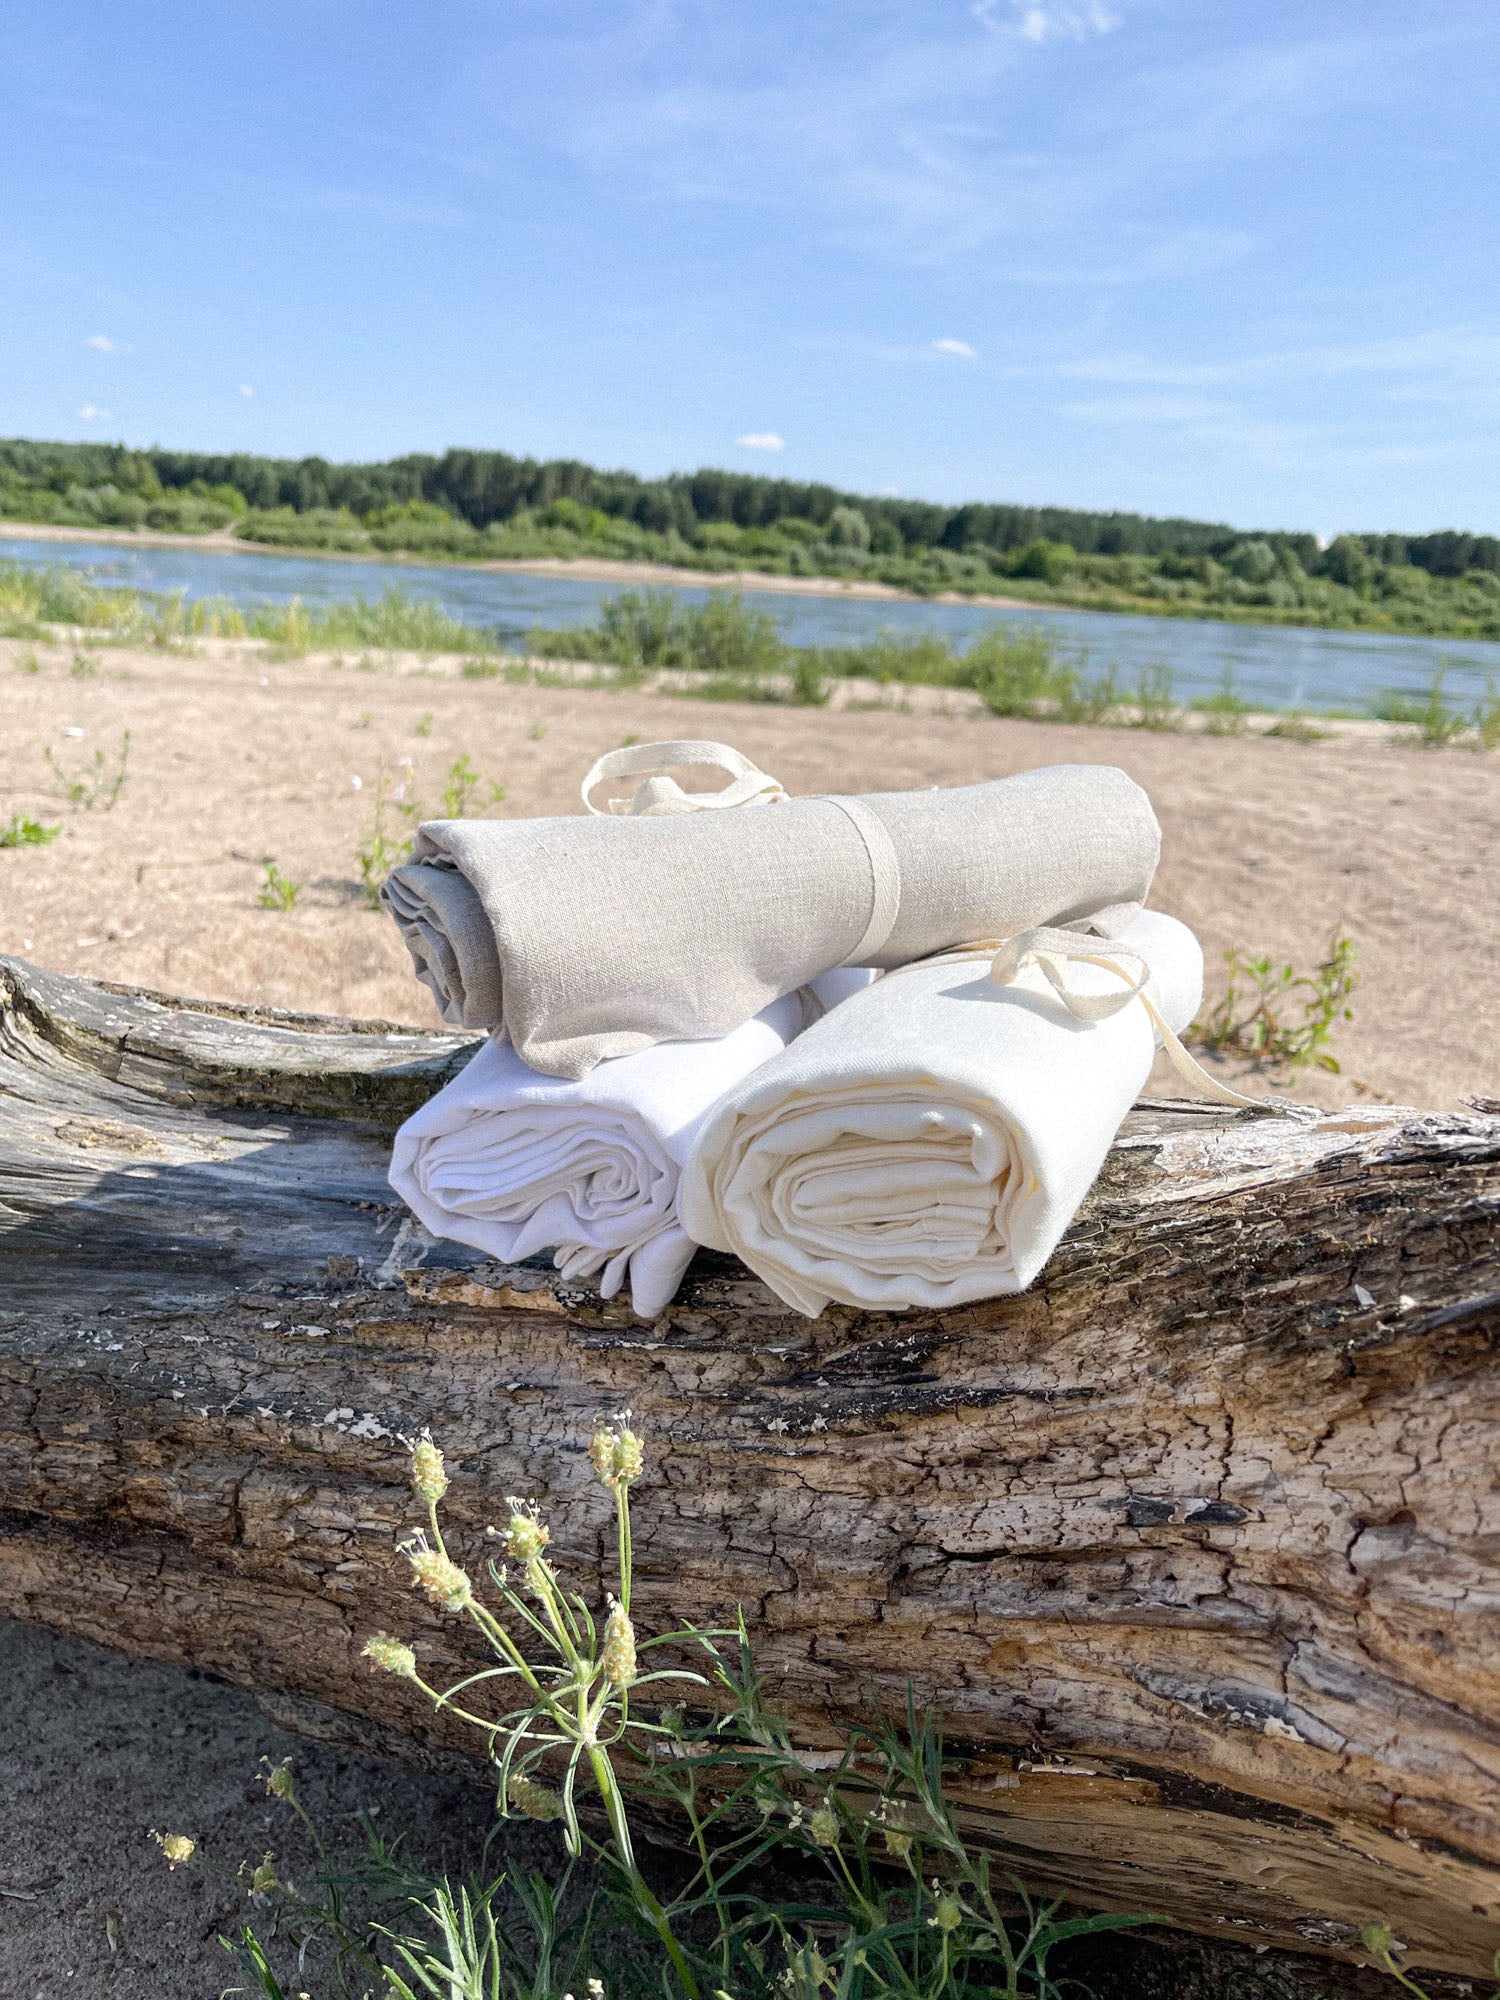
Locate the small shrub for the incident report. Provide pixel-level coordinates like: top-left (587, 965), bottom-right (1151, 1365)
top-left (1195, 663), bottom-right (1252, 735)
top-left (1262, 711), bottom-right (1330, 743)
top-left (45, 729), bottom-right (131, 810)
top-left (965, 626), bottom-right (1078, 717)
top-left (414, 710), bottom-right (433, 738)
top-left (1374, 667), bottom-right (1467, 746)
top-left (256, 861), bottom-right (300, 910)
top-left (0, 814), bottom-right (61, 848)
top-left (1193, 928), bottom-right (1358, 1071)
top-left (791, 653), bottom-right (831, 705)
top-left (1128, 661), bottom-right (1181, 730)
top-left (69, 651), bottom-right (97, 678)
top-left (1473, 676), bottom-right (1500, 750)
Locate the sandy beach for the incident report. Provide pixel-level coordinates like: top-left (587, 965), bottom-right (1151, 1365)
top-left (2, 632), bottom-right (1496, 1109)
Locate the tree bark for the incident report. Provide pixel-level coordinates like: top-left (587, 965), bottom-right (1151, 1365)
top-left (1, 955), bottom-right (1497, 1981)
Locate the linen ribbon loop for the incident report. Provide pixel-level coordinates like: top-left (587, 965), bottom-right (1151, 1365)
top-left (988, 925), bottom-right (1303, 1117)
top-left (580, 740), bottom-right (786, 817)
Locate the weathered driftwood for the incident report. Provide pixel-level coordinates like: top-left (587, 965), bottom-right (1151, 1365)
top-left (0, 955), bottom-right (1497, 1980)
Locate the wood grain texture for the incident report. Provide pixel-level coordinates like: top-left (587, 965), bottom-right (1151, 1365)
top-left (0, 955), bottom-right (1496, 1979)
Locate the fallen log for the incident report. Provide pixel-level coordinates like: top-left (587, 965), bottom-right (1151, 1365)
top-left (0, 955), bottom-right (1496, 1981)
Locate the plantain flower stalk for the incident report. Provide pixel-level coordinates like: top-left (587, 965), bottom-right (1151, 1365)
top-left (601, 1600), bottom-right (637, 1686)
top-left (411, 1430), bottom-right (449, 1505)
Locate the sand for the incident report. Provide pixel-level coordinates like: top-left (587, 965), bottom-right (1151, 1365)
top-left (1, 633), bottom-right (1496, 1110)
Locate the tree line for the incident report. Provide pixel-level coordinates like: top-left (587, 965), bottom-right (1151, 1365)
top-left (4, 434), bottom-right (1496, 580)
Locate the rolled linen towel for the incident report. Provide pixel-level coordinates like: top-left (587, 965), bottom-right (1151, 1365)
top-left (383, 742), bottom-right (1162, 1079)
top-left (388, 969), bottom-right (873, 1318)
top-left (678, 909), bottom-right (1204, 1317)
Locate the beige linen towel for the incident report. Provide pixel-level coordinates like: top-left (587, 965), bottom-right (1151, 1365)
top-left (383, 745), bottom-right (1161, 1079)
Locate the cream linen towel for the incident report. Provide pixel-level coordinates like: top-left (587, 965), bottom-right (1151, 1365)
top-left (382, 749), bottom-right (1162, 1079)
top-left (677, 910), bottom-right (1204, 1317)
top-left (388, 970), bottom-right (873, 1318)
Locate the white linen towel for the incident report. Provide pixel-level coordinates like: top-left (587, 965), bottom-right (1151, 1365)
top-left (678, 910), bottom-right (1204, 1317)
top-left (389, 970), bottom-right (873, 1318)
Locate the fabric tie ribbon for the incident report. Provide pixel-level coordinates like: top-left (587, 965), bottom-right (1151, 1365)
top-left (580, 740), bottom-right (786, 817)
top-left (986, 925), bottom-right (1305, 1117)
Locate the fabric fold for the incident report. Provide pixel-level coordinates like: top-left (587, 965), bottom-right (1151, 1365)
top-left (383, 754), bottom-right (1162, 1079)
top-left (388, 970), bottom-right (874, 1319)
top-left (677, 910), bottom-right (1204, 1317)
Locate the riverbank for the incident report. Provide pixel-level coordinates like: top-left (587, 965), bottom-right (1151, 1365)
top-left (7, 516), bottom-right (1500, 644)
top-left (3, 630), bottom-right (1496, 1111)
top-left (0, 517), bottom-right (1039, 606)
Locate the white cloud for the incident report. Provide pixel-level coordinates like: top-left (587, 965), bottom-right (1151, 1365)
top-left (85, 333), bottom-right (133, 354)
top-left (77, 405), bottom-right (111, 421)
top-left (239, 384), bottom-right (255, 397)
top-left (975, 0), bottom-right (1120, 43)
top-left (737, 431), bottom-right (785, 451)
top-left (932, 337), bottom-right (976, 359)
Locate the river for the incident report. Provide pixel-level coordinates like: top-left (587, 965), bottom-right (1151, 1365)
top-left (5, 531), bottom-right (1499, 716)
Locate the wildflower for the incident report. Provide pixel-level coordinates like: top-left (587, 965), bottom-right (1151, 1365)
top-left (248, 1852), bottom-right (280, 1903)
top-left (261, 1758), bottom-right (297, 1802)
top-left (808, 1801), bottom-right (840, 1850)
top-left (152, 1831), bottom-right (195, 1869)
top-left (601, 1600), bottom-right (637, 1686)
top-left (501, 1502), bottom-right (550, 1565)
top-left (1361, 1924), bottom-right (1398, 1959)
top-left (362, 1633), bottom-right (418, 1678)
top-left (929, 1889), bottom-right (962, 1933)
top-left (407, 1546), bottom-right (473, 1612)
top-left (411, 1430), bottom-right (449, 1505)
top-left (589, 1416), bottom-right (644, 1490)
top-left (506, 1773), bottom-right (565, 1822)
top-left (883, 1827), bottom-right (913, 1862)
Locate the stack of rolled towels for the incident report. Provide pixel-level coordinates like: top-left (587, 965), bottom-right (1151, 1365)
top-left (383, 739), bottom-right (1212, 1318)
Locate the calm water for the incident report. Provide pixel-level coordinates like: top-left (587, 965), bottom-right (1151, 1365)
top-left (6, 531), bottom-right (1500, 715)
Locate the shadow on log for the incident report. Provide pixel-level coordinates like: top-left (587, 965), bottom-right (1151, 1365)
top-left (0, 956), bottom-right (1497, 1982)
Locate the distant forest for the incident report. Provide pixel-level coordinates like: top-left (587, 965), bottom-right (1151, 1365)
top-left (4, 434), bottom-right (1499, 639)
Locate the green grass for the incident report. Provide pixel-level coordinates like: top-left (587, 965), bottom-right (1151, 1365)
top-left (7, 561), bottom-right (1496, 747)
top-left (44, 728), bottom-right (131, 810)
top-left (1191, 929), bottom-right (1359, 1072)
top-left (0, 560), bottom-right (497, 657)
top-left (166, 1426), bottom-right (1157, 2000)
top-left (256, 861), bottom-right (301, 910)
top-left (0, 813), bottom-right (61, 848)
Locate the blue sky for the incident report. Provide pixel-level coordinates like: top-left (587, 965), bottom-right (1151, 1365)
top-left (4, 1), bottom-right (1499, 535)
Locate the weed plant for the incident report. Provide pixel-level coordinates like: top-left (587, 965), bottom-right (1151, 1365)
top-left (1194, 665), bottom-right (1252, 735)
top-left (1374, 667), bottom-right (1469, 746)
top-left (1472, 677), bottom-right (1500, 750)
top-left (356, 753), bottom-right (506, 903)
top-left (257, 862), bottom-right (301, 910)
top-left (0, 814), bottom-right (61, 848)
top-left (1193, 929), bottom-right (1358, 1072)
top-left (1261, 712), bottom-right (1330, 743)
top-left (44, 728), bottom-right (131, 810)
top-left (171, 1427), bottom-right (1152, 2000)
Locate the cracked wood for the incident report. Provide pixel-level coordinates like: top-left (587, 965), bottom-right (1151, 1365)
top-left (0, 956), bottom-right (1496, 1980)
